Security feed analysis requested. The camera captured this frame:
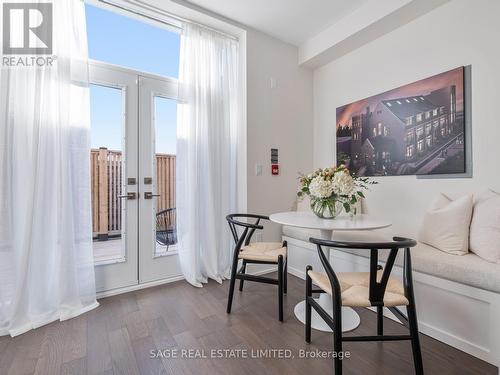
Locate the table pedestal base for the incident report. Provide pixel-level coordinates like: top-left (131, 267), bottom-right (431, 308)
top-left (294, 293), bottom-right (360, 332)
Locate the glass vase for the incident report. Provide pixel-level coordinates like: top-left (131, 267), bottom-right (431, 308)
top-left (310, 197), bottom-right (344, 219)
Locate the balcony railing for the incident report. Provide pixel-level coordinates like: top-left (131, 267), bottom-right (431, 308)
top-left (90, 148), bottom-right (176, 239)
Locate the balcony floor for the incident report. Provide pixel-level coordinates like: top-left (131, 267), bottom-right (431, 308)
top-left (93, 238), bottom-right (173, 263)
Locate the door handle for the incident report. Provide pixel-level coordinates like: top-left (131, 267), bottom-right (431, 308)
top-left (144, 192), bottom-right (160, 199)
top-left (118, 192), bottom-right (137, 200)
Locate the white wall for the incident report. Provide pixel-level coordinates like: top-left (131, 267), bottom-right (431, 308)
top-left (142, 1), bottom-right (315, 242)
top-left (313, 0), bottom-right (500, 238)
top-left (247, 30), bottom-right (313, 241)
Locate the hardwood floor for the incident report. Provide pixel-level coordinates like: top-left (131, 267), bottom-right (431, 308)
top-left (0, 273), bottom-right (497, 375)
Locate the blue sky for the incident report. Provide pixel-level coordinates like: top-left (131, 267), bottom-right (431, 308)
top-left (86, 4), bottom-right (180, 154)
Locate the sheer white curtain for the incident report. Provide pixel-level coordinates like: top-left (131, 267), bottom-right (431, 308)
top-left (0, 0), bottom-right (98, 336)
top-left (176, 23), bottom-right (239, 287)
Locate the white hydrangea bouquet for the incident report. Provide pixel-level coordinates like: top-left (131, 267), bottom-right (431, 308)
top-left (297, 165), bottom-right (376, 219)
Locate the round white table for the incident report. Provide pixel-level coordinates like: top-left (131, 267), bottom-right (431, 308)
top-left (269, 211), bottom-right (392, 332)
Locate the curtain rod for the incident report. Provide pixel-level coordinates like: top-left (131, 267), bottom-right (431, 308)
top-left (98, 0), bottom-right (239, 41)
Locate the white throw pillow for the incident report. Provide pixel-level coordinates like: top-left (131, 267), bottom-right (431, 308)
top-left (418, 193), bottom-right (473, 255)
top-left (470, 190), bottom-right (500, 263)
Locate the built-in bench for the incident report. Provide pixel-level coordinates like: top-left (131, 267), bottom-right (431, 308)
top-left (284, 225), bottom-right (500, 294)
top-left (282, 224), bottom-right (500, 368)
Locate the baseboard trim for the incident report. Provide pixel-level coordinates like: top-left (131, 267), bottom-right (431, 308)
top-left (97, 274), bottom-right (185, 299)
top-left (252, 266), bottom-right (278, 275)
top-left (97, 266), bottom-right (278, 300)
top-left (288, 265), bottom-right (306, 280)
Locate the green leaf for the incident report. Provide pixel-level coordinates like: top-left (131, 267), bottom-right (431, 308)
top-left (357, 191), bottom-right (365, 198)
top-left (343, 202), bottom-right (351, 213)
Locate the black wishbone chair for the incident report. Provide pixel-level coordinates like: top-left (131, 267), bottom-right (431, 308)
top-left (156, 208), bottom-right (177, 246)
top-left (305, 236), bottom-right (423, 375)
top-left (226, 214), bottom-right (288, 321)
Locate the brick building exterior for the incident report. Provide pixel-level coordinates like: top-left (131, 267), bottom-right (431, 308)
top-left (348, 85), bottom-right (458, 174)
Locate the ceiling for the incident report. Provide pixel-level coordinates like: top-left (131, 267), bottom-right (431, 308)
top-left (183, 0), bottom-right (368, 46)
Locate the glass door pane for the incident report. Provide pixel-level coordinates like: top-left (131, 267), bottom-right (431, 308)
top-left (90, 84), bottom-right (125, 263)
top-left (154, 97), bottom-right (177, 256)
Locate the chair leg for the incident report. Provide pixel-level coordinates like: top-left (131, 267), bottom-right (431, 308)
top-left (377, 306), bottom-right (384, 335)
top-left (407, 302), bottom-right (424, 375)
top-left (239, 260), bottom-right (247, 291)
top-left (305, 265), bottom-right (312, 343)
top-left (226, 259), bottom-right (238, 314)
top-left (333, 299), bottom-right (343, 375)
top-left (284, 257), bottom-right (288, 294)
top-left (283, 242), bottom-right (288, 294)
top-left (278, 255), bottom-right (284, 322)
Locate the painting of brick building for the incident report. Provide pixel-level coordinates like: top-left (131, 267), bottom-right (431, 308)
top-left (336, 67), bottom-right (465, 176)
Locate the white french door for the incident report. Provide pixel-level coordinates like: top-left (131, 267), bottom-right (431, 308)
top-left (90, 62), bottom-right (139, 292)
top-left (139, 76), bottom-right (181, 283)
top-left (89, 61), bottom-right (181, 292)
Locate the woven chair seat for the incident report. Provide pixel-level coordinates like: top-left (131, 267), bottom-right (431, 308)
top-left (308, 270), bottom-right (409, 307)
top-left (239, 242), bottom-right (287, 262)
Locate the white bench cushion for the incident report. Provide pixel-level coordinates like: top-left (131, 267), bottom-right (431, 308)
top-left (283, 225), bottom-right (500, 294)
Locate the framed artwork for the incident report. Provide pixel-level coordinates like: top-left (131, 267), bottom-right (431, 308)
top-left (336, 67), bottom-right (466, 176)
